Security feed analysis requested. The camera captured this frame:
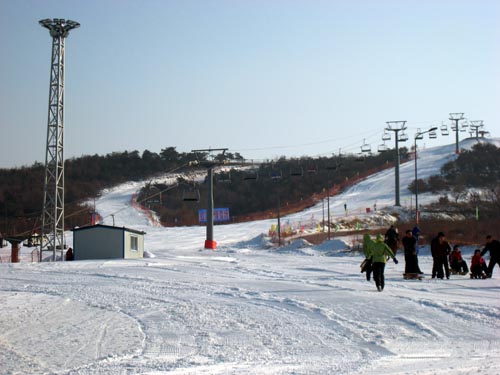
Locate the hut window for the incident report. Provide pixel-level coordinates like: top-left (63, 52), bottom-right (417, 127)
top-left (130, 235), bottom-right (138, 251)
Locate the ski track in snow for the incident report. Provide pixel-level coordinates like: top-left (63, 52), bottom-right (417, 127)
top-left (1, 139), bottom-right (500, 374)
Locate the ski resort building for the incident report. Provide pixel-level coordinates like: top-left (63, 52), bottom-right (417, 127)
top-left (72, 224), bottom-right (145, 260)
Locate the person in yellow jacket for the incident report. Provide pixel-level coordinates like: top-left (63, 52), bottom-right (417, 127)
top-left (361, 234), bottom-right (374, 281)
top-left (367, 234), bottom-right (398, 291)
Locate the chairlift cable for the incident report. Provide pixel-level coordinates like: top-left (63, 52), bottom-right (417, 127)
top-left (230, 128), bottom-right (382, 156)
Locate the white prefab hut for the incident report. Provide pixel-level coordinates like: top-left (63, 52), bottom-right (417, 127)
top-left (72, 224), bottom-right (145, 261)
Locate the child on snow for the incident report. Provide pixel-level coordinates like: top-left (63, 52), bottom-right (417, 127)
top-left (449, 245), bottom-right (468, 275)
top-left (470, 249), bottom-right (488, 279)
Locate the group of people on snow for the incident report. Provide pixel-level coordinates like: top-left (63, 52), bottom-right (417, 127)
top-left (361, 226), bottom-right (500, 291)
top-left (429, 232), bottom-right (500, 279)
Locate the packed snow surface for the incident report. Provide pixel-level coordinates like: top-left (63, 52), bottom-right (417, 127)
top-left (1, 139), bottom-right (499, 374)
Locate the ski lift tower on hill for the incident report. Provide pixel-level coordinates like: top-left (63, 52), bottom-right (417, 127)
top-left (38, 19), bottom-right (80, 261)
top-left (191, 148), bottom-right (228, 250)
top-left (449, 112), bottom-right (465, 154)
top-left (385, 121), bottom-right (407, 206)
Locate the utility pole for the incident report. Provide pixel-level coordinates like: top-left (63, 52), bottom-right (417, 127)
top-left (39, 19), bottom-right (80, 261)
top-left (191, 148), bottom-right (228, 250)
top-left (327, 192), bottom-right (331, 240)
top-left (385, 121), bottom-right (407, 206)
top-left (322, 194), bottom-right (325, 232)
top-left (277, 189), bottom-right (281, 246)
top-left (325, 161), bottom-right (336, 240)
top-left (449, 113), bottom-right (464, 154)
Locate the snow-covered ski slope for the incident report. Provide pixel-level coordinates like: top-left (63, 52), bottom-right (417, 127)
top-left (1, 138), bottom-right (499, 375)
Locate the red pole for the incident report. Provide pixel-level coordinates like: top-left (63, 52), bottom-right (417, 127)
top-left (11, 241), bottom-right (19, 263)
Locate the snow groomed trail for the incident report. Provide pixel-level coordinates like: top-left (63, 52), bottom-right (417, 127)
top-left (1, 249), bottom-right (499, 374)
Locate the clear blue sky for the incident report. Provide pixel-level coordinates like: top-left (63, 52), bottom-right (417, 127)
top-left (0, 0), bottom-right (498, 168)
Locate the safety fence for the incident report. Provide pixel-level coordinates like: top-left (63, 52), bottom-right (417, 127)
top-left (131, 194), bottom-right (162, 227)
top-left (0, 248), bottom-right (40, 263)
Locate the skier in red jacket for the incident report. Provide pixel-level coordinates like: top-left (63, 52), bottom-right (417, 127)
top-left (470, 249), bottom-right (488, 279)
top-left (449, 245), bottom-right (468, 274)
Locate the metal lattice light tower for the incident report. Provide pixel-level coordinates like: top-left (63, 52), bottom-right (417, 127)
top-left (39, 18), bottom-right (80, 261)
top-left (449, 112), bottom-right (464, 154)
top-left (385, 121), bottom-right (407, 206)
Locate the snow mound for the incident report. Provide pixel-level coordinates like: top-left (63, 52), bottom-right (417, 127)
top-left (275, 238), bottom-right (317, 256)
top-left (275, 237), bottom-right (354, 256)
top-left (225, 233), bottom-right (274, 252)
top-left (313, 238), bottom-right (350, 253)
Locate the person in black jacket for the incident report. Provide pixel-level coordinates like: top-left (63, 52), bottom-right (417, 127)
top-left (65, 247), bottom-right (74, 261)
top-left (411, 225), bottom-right (423, 274)
top-left (402, 229), bottom-right (418, 274)
top-left (384, 225), bottom-right (399, 255)
top-left (431, 232), bottom-right (451, 279)
top-left (481, 235), bottom-right (500, 278)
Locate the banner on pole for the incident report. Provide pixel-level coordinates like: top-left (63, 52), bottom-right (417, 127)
top-left (198, 208), bottom-right (230, 223)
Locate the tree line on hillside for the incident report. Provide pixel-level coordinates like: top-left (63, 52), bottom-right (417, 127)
top-left (0, 147), bottom-right (239, 236)
top-left (0, 145), bottom-right (406, 235)
top-left (2, 142), bottom-right (498, 240)
top-left (408, 142), bottom-right (500, 217)
top-left (137, 150), bottom-right (406, 226)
